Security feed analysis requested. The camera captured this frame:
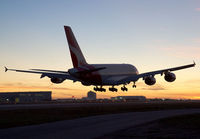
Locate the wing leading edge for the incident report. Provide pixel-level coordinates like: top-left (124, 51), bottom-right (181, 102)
top-left (117, 62), bottom-right (196, 84)
top-left (4, 66), bottom-right (106, 83)
top-left (4, 67), bottom-right (78, 82)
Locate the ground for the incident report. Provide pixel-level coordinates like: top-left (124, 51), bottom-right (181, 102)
top-left (0, 101), bottom-right (200, 129)
top-left (99, 113), bottom-right (200, 139)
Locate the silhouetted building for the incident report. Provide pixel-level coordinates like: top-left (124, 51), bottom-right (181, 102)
top-left (87, 91), bottom-right (96, 100)
top-left (82, 91), bottom-right (97, 100)
top-left (0, 91), bottom-right (52, 103)
top-left (111, 96), bottom-right (146, 101)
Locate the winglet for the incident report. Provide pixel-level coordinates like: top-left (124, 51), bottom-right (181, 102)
top-left (4, 67), bottom-right (8, 72)
top-left (193, 60), bottom-right (196, 66)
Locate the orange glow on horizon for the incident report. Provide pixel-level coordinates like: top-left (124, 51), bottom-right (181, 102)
top-left (0, 82), bottom-right (200, 100)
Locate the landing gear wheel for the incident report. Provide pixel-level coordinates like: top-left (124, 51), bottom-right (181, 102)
top-left (132, 82), bottom-right (136, 88)
top-left (100, 88), bottom-right (106, 92)
top-left (94, 87), bottom-right (98, 91)
top-left (109, 86), bottom-right (118, 92)
top-left (94, 86), bottom-right (106, 92)
top-left (121, 86), bottom-right (128, 91)
top-left (93, 86), bottom-right (106, 92)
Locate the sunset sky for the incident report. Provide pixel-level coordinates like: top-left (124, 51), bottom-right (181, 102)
top-left (0, 0), bottom-right (200, 99)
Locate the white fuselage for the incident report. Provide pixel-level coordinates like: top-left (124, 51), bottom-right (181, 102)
top-left (77, 64), bottom-right (139, 86)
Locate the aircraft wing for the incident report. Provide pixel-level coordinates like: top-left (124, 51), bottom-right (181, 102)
top-left (4, 67), bottom-right (78, 82)
top-left (117, 62), bottom-right (196, 84)
top-left (30, 69), bottom-right (68, 74)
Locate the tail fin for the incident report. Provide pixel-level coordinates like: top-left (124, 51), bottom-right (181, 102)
top-left (64, 26), bottom-right (87, 68)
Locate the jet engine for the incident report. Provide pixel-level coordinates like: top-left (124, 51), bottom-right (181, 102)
top-left (145, 76), bottom-right (156, 85)
top-left (50, 78), bottom-right (64, 84)
top-left (81, 82), bottom-right (91, 86)
top-left (164, 72), bottom-right (176, 82)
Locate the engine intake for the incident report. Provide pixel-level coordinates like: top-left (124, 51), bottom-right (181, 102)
top-left (145, 76), bottom-right (156, 85)
top-left (164, 72), bottom-right (176, 82)
top-left (50, 78), bottom-right (64, 84)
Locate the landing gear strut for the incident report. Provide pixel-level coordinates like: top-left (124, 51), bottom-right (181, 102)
top-left (94, 86), bottom-right (106, 92)
top-left (132, 82), bottom-right (136, 88)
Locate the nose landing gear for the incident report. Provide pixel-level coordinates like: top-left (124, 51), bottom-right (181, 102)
top-left (132, 82), bottom-right (136, 88)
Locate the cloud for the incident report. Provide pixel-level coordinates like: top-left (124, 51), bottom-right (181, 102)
top-left (195, 8), bottom-right (200, 11)
top-left (184, 79), bottom-right (200, 84)
top-left (0, 82), bottom-right (88, 99)
top-left (191, 38), bottom-right (200, 43)
top-left (160, 46), bottom-right (200, 58)
top-left (163, 92), bottom-right (200, 98)
top-left (153, 39), bottom-right (168, 43)
top-left (136, 83), bottom-right (166, 91)
top-left (0, 82), bottom-right (81, 92)
top-left (182, 80), bottom-right (200, 88)
top-left (140, 86), bottom-right (166, 91)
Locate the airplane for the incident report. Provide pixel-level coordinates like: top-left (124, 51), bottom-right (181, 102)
top-left (5, 26), bottom-right (196, 92)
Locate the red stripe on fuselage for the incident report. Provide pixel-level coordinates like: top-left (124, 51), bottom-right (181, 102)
top-left (77, 65), bottom-right (102, 85)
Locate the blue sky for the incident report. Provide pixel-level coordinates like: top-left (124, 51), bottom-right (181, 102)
top-left (0, 0), bottom-right (200, 99)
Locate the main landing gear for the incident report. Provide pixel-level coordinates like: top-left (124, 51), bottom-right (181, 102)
top-left (94, 86), bottom-right (106, 92)
top-left (121, 85), bottom-right (128, 91)
top-left (109, 86), bottom-right (118, 92)
top-left (94, 83), bottom-right (136, 92)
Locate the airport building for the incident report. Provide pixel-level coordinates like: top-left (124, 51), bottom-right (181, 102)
top-left (111, 96), bottom-right (146, 101)
top-left (82, 91), bottom-right (97, 100)
top-left (0, 91), bottom-right (52, 103)
top-left (87, 91), bottom-right (96, 100)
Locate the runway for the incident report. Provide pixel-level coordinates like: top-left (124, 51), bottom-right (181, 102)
top-left (0, 109), bottom-right (200, 139)
top-left (0, 102), bottom-right (149, 110)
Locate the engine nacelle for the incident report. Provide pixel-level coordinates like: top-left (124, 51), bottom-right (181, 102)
top-left (145, 76), bottom-right (156, 85)
top-left (81, 82), bottom-right (91, 86)
top-left (50, 78), bottom-right (64, 84)
top-left (164, 72), bottom-right (176, 82)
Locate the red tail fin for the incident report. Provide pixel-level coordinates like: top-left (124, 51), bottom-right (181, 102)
top-left (64, 26), bottom-right (87, 68)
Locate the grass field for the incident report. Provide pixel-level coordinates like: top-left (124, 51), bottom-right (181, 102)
top-left (0, 101), bottom-right (200, 129)
top-left (101, 113), bottom-right (200, 139)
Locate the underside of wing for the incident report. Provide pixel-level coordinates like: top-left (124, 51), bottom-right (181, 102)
top-left (30, 69), bottom-right (68, 74)
top-left (137, 62), bottom-right (195, 79)
top-left (117, 62), bottom-right (196, 85)
top-left (5, 67), bottom-right (79, 83)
